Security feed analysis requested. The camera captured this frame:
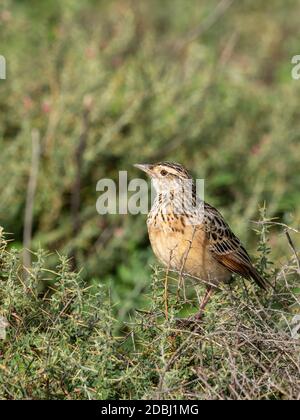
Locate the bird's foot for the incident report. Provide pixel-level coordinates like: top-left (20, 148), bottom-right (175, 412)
top-left (190, 310), bottom-right (205, 321)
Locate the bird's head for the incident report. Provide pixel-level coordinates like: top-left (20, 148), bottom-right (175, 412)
top-left (134, 162), bottom-right (192, 193)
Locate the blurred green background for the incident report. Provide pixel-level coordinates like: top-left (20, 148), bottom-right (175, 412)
top-left (1, 0), bottom-right (300, 318)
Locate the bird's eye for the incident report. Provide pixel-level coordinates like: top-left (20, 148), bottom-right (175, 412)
top-left (160, 170), bottom-right (167, 176)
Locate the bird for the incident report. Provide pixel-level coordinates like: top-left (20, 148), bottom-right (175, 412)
top-left (134, 161), bottom-right (269, 320)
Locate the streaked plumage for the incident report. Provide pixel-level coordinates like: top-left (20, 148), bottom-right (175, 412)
top-left (135, 162), bottom-right (269, 318)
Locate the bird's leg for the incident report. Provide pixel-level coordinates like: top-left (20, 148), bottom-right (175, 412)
top-left (175, 286), bottom-right (214, 328)
top-left (193, 286), bottom-right (214, 320)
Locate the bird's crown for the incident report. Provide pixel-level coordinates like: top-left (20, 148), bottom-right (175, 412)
top-left (134, 161), bottom-right (191, 180)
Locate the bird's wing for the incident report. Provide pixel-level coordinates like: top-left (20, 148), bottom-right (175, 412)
top-left (203, 202), bottom-right (269, 290)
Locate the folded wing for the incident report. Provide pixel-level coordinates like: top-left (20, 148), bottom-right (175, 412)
top-left (203, 203), bottom-right (269, 290)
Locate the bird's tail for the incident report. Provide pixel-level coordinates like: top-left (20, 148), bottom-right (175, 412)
top-left (249, 266), bottom-right (271, 290)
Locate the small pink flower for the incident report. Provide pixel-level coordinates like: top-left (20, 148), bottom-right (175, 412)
top-left (251, 145), bottom-right (260, 155)
top-left (42, 100), bottom-right (51, 114)
top-left (85, 47), bottom-right (96, 59)
top-left (1, 10), bottom-right (11, 22)
top-left (23, 96), bottom-right (33, 111)
top-left (115, 228), bottom-right (124, 238)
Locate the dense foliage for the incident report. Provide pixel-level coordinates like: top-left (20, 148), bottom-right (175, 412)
top-left (0, 225), bottom-right (299, 399)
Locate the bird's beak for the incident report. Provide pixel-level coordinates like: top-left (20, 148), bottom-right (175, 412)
top-left (133, 163), bottom-right (153, 175)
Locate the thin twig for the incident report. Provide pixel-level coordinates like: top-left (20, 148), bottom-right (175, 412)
top-left (178, 226), bottom-right (197, 302)
top-left (70, 96), bottom-right (92, 270)
top-left (252, 220), bottom-right (300, 234)
top-left (164, 258), bottom-right (171, 320)
top-left (175, 0), bottom-right (235, 52)
top-left (285, 229), bottom-right (300, 273)
top-left (23, 129), bottom-right (40, 274)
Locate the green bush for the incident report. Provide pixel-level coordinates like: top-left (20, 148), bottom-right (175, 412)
top-left (1, 226), bottom-right (299, 400)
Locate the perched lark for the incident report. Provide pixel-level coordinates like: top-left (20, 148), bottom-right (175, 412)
top-left (135, 162), bottom-right (269, 319)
